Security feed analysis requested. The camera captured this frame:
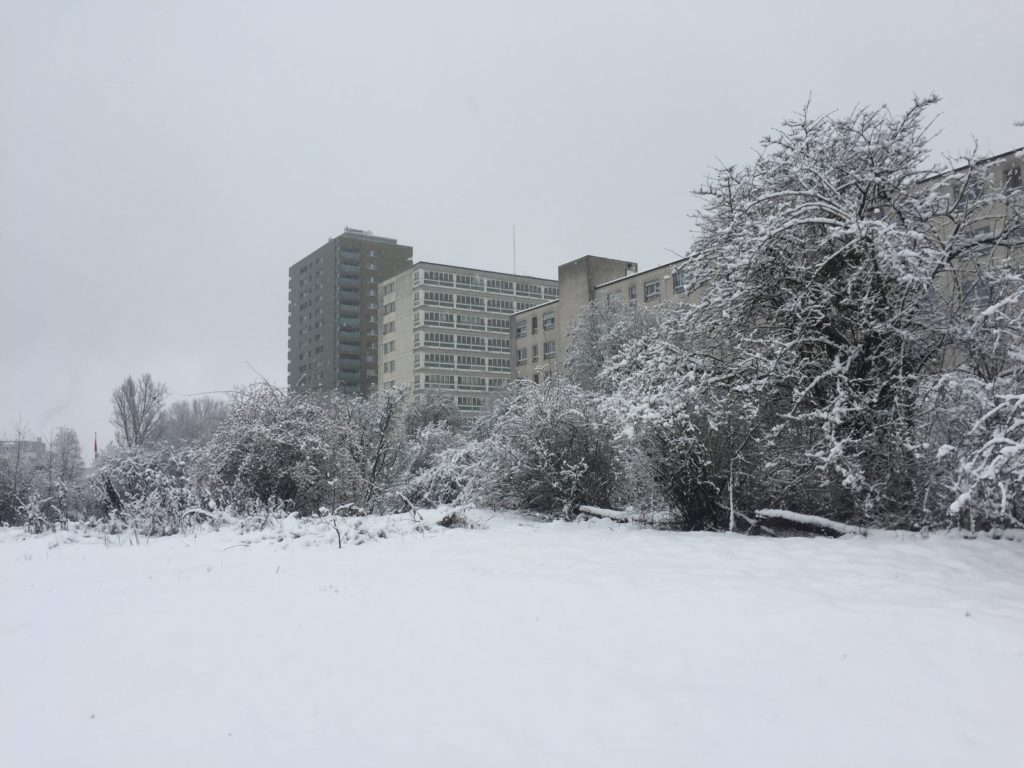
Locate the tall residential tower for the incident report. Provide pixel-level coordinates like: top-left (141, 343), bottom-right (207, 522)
top-left (288, 228), bottom-right (412, 394)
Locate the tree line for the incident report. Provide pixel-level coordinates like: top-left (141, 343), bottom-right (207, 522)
top-left (5, 97), bottom-right (1022, 535)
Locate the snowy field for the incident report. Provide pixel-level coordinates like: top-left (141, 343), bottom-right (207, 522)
top-left (1, 511), bottom-right (1022, 768)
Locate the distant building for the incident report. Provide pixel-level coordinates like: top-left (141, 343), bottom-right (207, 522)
top-left (377, 263), bottom-right (557, 415)
top-left (511, 255), bottom-right (647, 382)
top-left (288, 228), bottom-right (413, 395)
top-left (0, 438), bottom-right (48, 475)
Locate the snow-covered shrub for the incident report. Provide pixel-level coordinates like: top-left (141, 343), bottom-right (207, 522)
top-left (95, 444), bottom-right (203, 535)
top-left (196, 383), bottom-right (358, 515)
top-left (18, 493), bottom-right (55, 534)
top-left (404, 441), bottom-right (479, 508)
top-left (327, 386), bottom-right (411, 512)
top-left (640, 97), bottom-right (1024, 527)
top-left (565, 299), bottom-right (667, 393)
top-left (601, 307), bottom-right (744, 529)
top-left (466, 379), bottom-right (618, 518)
top-left (402, 390), bottom-right (463, 435)
top-left (196, 383), bottom-right (417, 516)
top-left (399, 423), bottom-right (474, 507)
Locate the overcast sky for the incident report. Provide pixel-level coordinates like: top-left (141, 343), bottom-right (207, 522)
top-left (1, 0), bottom-right (1021, 456)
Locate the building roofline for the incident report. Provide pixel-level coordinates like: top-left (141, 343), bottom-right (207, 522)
top-left (511, 297), bottom-right (560, 317)
top-left (388, 261), bottom-right (558, 285)
top-left (593, 259), bottom-right (685, 289)
top-left (919, 146), bottom-right (1024, 185)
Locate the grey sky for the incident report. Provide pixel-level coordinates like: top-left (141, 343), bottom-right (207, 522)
top-left (2, 0), bottom-right (1021, 456)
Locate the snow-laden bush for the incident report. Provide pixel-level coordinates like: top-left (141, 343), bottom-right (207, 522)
top-left (601, 307), bottom-right (747, 529)
top-left (195, 384), bottom-right (351, 514)
top-left (195, 383), bottom-right (414, 516)
top-left (602, 98), bottom-right (1024, 528)
top-left (398, 423), bottom-right (475, 507)
top-left (466, 380), bottom-right (618, 518)
top-left (565, 299), bottom-right (667, 393)
top-left (95, 444), bottom-right (204, 535)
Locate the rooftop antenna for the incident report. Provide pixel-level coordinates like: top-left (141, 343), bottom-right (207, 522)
top-left (512, 224), bottom-right (516, 275)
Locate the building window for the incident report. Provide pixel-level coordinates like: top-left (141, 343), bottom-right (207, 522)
top-left (383, 321), bottom-right (395, 335)
top-left (488, 318), bottom-right (511, 333)
top-left (515, 319), bottom-right (527, 338)
top-left (487, 278), bottom-right (515, 294)
top-left (424, 374), bottom-right (455, 389)
top-left (382, 302), bottom-right (395, 315)
top-left (542, 310), bottom-right (555, 330)
top-left (644, 280), bottom-right (661, 302)
top-left (424, 353), bottom-right (456, 368)
top-left (487, 298), bottom-right (515, 314)
top-left (516, 282), bottom-right (542, 298)
top-left (963, 278), bottom-right (991, 308)
top-left (457, 376), bottom-right (487, 391)
top-left (424, 332), bottom-right (455, 347)
top-left (532, 344), bottom-right (538, 362)
top-left (543, 340), bottom-right (556, 358)
top-left (1006, 164), bottom-right (1022, 190)
top-left (424, 291), bottom-right (454, 307)
top-left (456, 274), bottom-right (485, 291)
top-left (672, 271), bottom-right (686, 293)
top-left (424, 311), bottom-right (455, 327)
top-left (517, 348), bottom-right (528, 364)
top-left (424, 270), bottom-right (454, 286)
top-left (628, 285), bottom-right (637, 303)
top-left (457, 355), bottom-right (486, 369)
top-left (531, 316), bottom-right (538, 334)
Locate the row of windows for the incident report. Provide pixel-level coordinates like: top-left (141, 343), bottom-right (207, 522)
top-left (420, 353), bottom-right (511, 370)
top-left (421, 374), bottom-right (495, 391)
top-left (515, 341), bottom-right (557, 363)
top-left (515, 310), bottom-right (558, 337)
top-left (418, 291), bottom-right (548, 313)
top-left (421, 311), bottom-right (510, 333)
top-left (414, 271), bottom-right (558, 298)
top-left (602, 272), bottom-right (687, 306)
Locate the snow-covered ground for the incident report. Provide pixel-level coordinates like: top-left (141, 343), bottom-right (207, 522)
top-left (1, 510), bottom-right (1022, 768)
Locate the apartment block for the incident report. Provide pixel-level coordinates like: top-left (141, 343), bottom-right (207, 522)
top-left (378, 263), bottom-right (558, 414)
top-left (511, 255), bottom-right (644, 382)
top-left (288, 228), bottom-right (412, 395)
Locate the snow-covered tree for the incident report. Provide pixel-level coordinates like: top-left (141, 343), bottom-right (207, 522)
top-left (195, 383), bottom-right (356, 514)
top-left (564, 298), bottom-right (666, 392)
top-left (467, 379), bottom-right (618, 517)
top-left (162, 397), bottom-right (227, 447)
top-left (110, 373), bottom-right (168, 448)
top-left (51, 427), bottom-right (84, 485)
top-left (610, 97), bottom-right (1024, 527)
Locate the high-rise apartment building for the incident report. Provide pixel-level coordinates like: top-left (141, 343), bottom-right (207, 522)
top-left (288, 228), bottom-right (413, 394)
top-left (378, 263), bottom-right (558, 414)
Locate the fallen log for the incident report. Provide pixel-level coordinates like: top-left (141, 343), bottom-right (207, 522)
top-left (753, 509), bottom-right (865, 537)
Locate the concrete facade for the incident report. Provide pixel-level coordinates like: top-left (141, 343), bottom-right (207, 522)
top-left (378, 262), bottom-right (557, 414)
top-left (511, 255), bottom-right (669, 382)
top-left (288, 229), bottom-right (413, 395)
